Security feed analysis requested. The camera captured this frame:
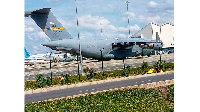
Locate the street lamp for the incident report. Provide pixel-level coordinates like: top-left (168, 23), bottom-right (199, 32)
top-left (159, 47), bottom-right (162, 67)
top-left (122, 50), bottom-right (126, 76)
top-left (50, 52), bottom-right (53, 84)
top-left (125, 1), bottom-right (130, 37)
top-left (140, 44), bottom-right (145, 63)
top-left (100, 48), bottom-right (104, 75)
top-left (77, 53), bottom-right (80, 81)
top-left (142, 47), bottom-right (144, 63)
top-left (75, 0), bottom-right (83, 80)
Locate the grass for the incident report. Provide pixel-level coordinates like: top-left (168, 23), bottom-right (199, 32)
top-left (167, 84), bottom-right (174, 102)
top-left (25, 84), bottom-right (174, 111)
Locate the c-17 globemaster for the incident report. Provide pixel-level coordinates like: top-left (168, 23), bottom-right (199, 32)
top-left (25, 8), bottom-right (162, 60)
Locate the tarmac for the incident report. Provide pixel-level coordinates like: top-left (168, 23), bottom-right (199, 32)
top-left (24, 53), bottom-right (174, 81)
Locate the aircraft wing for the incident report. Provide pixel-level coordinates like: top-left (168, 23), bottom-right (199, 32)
top-left (111, 42), bottom-right (140, 58)
top-left (42, 44), bottom-right (77, 54)
top-left (111, 41), bottom-right (147, 58)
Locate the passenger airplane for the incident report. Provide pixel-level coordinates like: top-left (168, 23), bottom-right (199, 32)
top-left (24, 47), bottom-right (48, 64)
top-left (25, 8), bottom-right (162, 60)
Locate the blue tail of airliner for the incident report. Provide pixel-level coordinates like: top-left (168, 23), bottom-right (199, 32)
top-left (24, 47), bottom-right (30, 58)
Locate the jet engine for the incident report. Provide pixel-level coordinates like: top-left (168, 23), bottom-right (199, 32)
top-left (147, 43), bottom-right (162, 50)
top-left (148, 43), bottom-right (154, 49)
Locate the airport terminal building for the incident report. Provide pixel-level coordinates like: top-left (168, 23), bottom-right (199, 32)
top-left (132, 22), bottom-right (174, 48)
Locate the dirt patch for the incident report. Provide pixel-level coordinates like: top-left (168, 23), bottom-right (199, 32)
top-left (154, 86), bottom-right (174, 105)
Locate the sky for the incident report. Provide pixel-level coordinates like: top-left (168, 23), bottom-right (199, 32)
top-left (24, 0), bottom-right (174, 55)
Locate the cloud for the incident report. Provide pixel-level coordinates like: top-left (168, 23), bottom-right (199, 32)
top-left (58, 18), bottom-right (75, 29)
top-left (66, 14), bottom-right (142, 39)
top-left (25, 27), bottom-right (35, 32)
top-left (147, 16), bottom-right (161, 23)
top-left (37, 31), bottom-right (48, 39)
top-left (148, 1), bottom-right (158, 7)
top-left (166, 0), bottom-right (173, 4)
top-left (130, 24), bottom-right (141, 31)
top-left (32, 45), bottom-right (48, 54)
top-left (24, 19), bottom-right (37, 32)
top-left (79, 15), bottom-right (110, 30)
top-left (137, 14), bottom-right (172, 25)
top-left (124, 12), bottom-right (135, 18)
top-left (27, 35), bottom-right (33, 40)
top-left (46, 0), bottom-right (60, 2)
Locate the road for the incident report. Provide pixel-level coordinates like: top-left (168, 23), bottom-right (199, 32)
top-left (24, 53), bottom-right (174, 81)
top-left (25, 72), bottom-right (174, 104)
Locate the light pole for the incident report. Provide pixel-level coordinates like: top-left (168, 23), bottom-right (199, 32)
top-left (100, 48), bottom-right (104, 75)
top-left (159, 47), bottom-right (162, 67)
top-left (77, 53), bottom-right (80, 80)
top-left (123, 57), bottom-right (125, 69)
top-left (142, 48), bottom-right (144, 63)
top-left (50, 52), bottom-right (53, 84)
top-left (75, 0), bottom-right (83, 80)
top-left (125, 1), bottom-right (130, 37)
top-left (122, 50), bottom-right (126, 76)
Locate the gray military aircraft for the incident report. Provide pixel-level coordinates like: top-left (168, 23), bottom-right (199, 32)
top-left (25, 8), bottom-right (162, 60)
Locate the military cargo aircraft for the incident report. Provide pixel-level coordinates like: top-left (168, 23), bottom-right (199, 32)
top-left (25, 8), bottom-right (162, 60)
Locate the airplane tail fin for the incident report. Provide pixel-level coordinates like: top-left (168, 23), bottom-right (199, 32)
top-left (25, 8), bottom-right (72, 41)
top-left (24, 47), bottom-right (30, 58)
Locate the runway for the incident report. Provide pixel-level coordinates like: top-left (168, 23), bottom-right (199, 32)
top-left (24, 53), bottom-right (174, 81)
top-left (25, 72), bottom-right (174, 103)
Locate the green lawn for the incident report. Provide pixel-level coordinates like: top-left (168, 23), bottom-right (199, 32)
top-left (25, 85), bottom-right (174, 112)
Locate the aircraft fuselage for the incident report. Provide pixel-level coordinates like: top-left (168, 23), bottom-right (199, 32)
top-left (43, 37), bottom-right (159, 59)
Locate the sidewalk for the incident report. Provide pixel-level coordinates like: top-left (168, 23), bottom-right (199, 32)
top-left (25, 71), bottom-right (174, 95)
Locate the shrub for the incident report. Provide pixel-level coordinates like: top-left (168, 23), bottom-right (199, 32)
top-left (35, 74), bottom-right (45, 88)
top-left (154, 60), bottom-right (166, 72)
top-left (60, 74), bottom-right (71, 85)
top-left (122, 65), bottom-right (130, 77)
top-left (64, 74), bottom-right (70, 84)
top-left (46, 77), bottom-right (51, 86)
top-left (141, 62), bottom-right (148, 74)
top-left (84, 67), bottom-right (95, 80)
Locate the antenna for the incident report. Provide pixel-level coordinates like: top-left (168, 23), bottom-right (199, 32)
top-left (125, 1), bottom-right (130, 37)
top-left (75, 0), bottom-right (83, 77)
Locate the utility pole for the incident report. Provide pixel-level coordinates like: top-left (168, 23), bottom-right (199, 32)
top-left (125, 1), bottom-right (130, 37)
